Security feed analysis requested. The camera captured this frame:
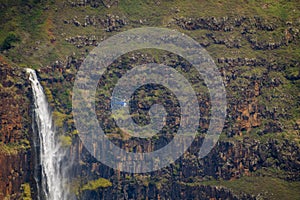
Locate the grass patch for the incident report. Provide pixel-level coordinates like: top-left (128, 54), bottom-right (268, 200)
top-left (81, 178), bottom-right (112, 191)
top-left (0, 141), bottom-right (30, 155)
top-left (200, 176), bottom-right (300, 200)
top-left (249, 0), bottom-right (300, 21)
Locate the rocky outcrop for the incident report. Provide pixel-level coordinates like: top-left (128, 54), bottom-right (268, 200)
top-left (175, 16), bottom-right (299, 50)
top-left (64, 14), bottom-right (126, 32)
top-left (174, 16), bottom-right (277, 32)
top-left (65, 35), bottom-right (99, 48)
top-left (69, 0), bottom-right (118, 8)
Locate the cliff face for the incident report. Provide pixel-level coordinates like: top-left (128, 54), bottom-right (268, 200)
top-left (80, 181), bottom-right (255, 200)
top-left (64, 135), bottom-right (299, 199)
top-left (36, 11), bottom-right (299, 198)
top-left (0, 0), bottom-right (300, 199)
top-left (0, 151), bottom-right (32, 199)
top-left (0, 59), bottom-right (34, 199)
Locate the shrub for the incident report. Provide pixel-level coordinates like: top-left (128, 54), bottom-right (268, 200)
top-left (0, 33), bottom-right (20, 51)
top-left (81, 178), bottom-right (112, 191)
top-left (59, 135), bottom-right (72, 147)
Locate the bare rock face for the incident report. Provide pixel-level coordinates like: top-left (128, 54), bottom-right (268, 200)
top-left (0, 59), bottom-right (34, 199)
top-left (67, 134), bottom-right (299, 199)
top-left (0, 152), bottom-right (32, 199)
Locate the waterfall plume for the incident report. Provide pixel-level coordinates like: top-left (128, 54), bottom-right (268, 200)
top-left (27, 68), bottom-right (71, 200)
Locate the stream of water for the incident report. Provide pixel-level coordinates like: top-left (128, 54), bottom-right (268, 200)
top-left (27, 68), bottom-right (68, 200)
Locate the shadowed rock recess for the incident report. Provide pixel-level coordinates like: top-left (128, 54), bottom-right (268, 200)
top-left (0, 0), bottom-right (299, 199)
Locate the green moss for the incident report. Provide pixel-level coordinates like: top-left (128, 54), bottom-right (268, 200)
top-left (52, 111), bottom-right (67, 128)
top-left (81, 178), bottom-right (112, 191)
top-left (20, 183), bottom-right (32, 200)
top-left (71, 129), bottom-right (79, 135)
top-left (0, 144), bottom-right (19, 155)
top-left (59, 135), bottom-right (72, 147)
top-left (44, 87), bottom-right (54, 103)
top-left (0, 141), bottom-right (30, 155)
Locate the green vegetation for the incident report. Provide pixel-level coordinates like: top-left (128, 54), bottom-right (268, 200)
top-left (20, 183), bottom-right (32, 200)
top-left (81, 178), bottom-right (112, 191)
top-left (0, 0), bottom-right (298, 66)
top-left (0, 32), bottom-right (20, 51)
top-left (59, 135), bottom-right (72, 147)
top-left (71, 177), bottom-right (113, 197)
top-left (52, 111), bottom-right (67, 127)
top-left (249, 0), bottom-right (300, 21)
top-left (0, 144), bottom-right (20, 155)
top-left (0, 140), bottom-right (30, 155)
top-left (199, 176), bottom-right (300, 200)
top-left (0, 0), bottom-right (47, 64)
top-left (44, 87), bottom-right (54, 103)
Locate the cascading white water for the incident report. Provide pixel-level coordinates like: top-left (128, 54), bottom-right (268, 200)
top-left (27, 68), bottom-right (67, 200)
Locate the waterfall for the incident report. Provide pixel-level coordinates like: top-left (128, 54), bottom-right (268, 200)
top-left (27, 68), bottom-right (69, 200)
